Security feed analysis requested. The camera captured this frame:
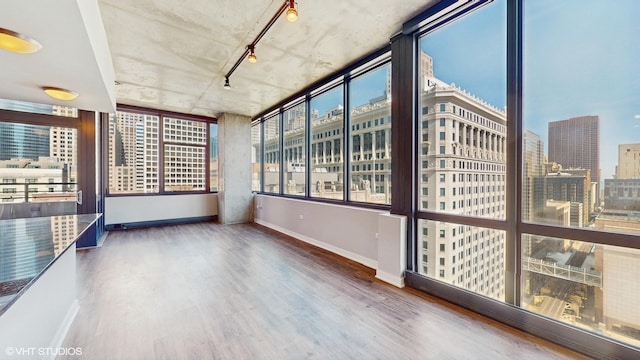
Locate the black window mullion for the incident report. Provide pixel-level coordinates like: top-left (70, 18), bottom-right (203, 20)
top-left (305, 94), bottom-right (311, 198)
top-left (344, 75), bottom-right (351, 203)
top-left (505, 0), bottom-right (523, 306)
top-left (278, 108), bottom-right (284, 195)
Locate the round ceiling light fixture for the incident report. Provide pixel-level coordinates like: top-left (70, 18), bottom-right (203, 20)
top-left (43, 87), bottom-right (79, 101)
top-left (0, 27), bottom-right (42, 54)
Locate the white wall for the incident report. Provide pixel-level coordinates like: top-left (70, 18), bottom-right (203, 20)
top-left (254, 195), bottom-right (406, 286)
top-left (0, 244), bottom-right (78, 360)
top-left (105, 194), bottom-right (218, 225)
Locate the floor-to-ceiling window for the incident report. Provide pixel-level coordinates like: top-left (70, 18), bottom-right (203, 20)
top-left (520, 0), bottom-right (640, 348)
top-left (415, 0), bottom-right (507, 301)
top-left (407, 0), bottom-right (640, 356)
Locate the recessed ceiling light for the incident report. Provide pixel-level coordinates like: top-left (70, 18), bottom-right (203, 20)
top-left (43, 87), bottom-right (79, 101)
top-left (0, 27), bottom-right (42, 54)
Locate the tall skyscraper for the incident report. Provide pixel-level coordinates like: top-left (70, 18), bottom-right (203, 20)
top-left (548, 115), bottom-right (600, 184)
top-left (523, 130), bottom-right (544, 222)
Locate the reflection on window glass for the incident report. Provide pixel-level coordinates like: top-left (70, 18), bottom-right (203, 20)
top-left (209, 124), bottom-right (218, 192)
top-left (251, 124), bottom-right (262, 192)
top-left (108, 111), bottom-right (159, 194)
top-left (0, 98), bottom-right (77, 117)
top-left (418, 219), bottom-right (505, 301)
top-left (522, 234), bottom-right (640, 348)
top-left (349, 64), bottom-right (391, 204)
top-left (310, 87), bottom-right (344, 200)
top-left (417, 0), bottom-right (506, 219)
top-left (263, 115), bottom-right (280, 193)
top-left (0, 122), bottom-right (77, 213)
top-left (283, 102), bottom-right (306, 196)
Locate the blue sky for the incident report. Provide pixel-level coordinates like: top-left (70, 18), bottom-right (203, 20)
top-left (310, 65), bottom-right (389, 116)
top-left (310, 0), bottom-right (639, 180)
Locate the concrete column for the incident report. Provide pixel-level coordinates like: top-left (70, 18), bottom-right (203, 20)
top-left (218, 113), bottom-right (252, 224)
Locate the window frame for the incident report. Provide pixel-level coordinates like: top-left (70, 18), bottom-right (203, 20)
top-left (105, 104), bottom-right (217, 197)
top-left (251, 51), bottom-right (392, 210)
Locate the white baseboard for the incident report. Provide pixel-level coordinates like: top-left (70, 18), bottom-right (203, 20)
top-left (48, 300), bottom-right (79, 360)
top-left (255, 219), bottom-right (378, 269)
top-left (375, 270), bottom-right (405, 288)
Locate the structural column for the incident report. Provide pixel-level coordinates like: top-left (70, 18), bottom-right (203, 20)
top-left (218, 113), bottom-right (252, 224)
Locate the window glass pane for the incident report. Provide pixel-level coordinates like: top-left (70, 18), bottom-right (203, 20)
top-left (163, 144), bottom-right (205, 192)
top-left (418, 219), bottom-right (505, 301)
top-left (349, 64), bottom-right (391, 204)
top-left (417, 0), bottom-right (506, 219)
top-left (283, 103), bottom-right (306, 196)
top-left (209, 123), bottom-right (218, 192)
top-left (263, 115), bottom-right (280, 193)
top-left (523, 0), bottom-right (640, 230)
top-left (310, 86), bottom-right (344, 200)
top-left (0, 122), bottom-right (77, 217)
top-left (251, 123), bottom-right (262, 192)
top-left (163, 117), bottom-right (207, 145)
top-left (522, 234), bottom-right (640, 347)
top-left (108, 111), bottom-right (159, 194)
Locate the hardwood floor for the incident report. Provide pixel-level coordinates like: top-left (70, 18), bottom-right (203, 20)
top-left (60, 222), bottom-right (588, 359)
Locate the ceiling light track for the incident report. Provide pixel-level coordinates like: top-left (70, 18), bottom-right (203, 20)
top-left (222, 0), bottom-right (298, 88)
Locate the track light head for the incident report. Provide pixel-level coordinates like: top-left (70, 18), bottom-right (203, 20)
top-left (286, 0), bottom-right (298, 22)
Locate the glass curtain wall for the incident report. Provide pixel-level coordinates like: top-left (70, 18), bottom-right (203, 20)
top-left (416, 0), bottom-right (507, 301)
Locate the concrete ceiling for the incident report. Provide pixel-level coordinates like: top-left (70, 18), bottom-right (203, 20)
top-left (100, 0), bottom-right (438, 118)
top-left (2, 0), bottom-right (440, 118)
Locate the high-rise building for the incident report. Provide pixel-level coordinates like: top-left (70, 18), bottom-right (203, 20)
top-left (548, 115), bottom-right (600, 185)
top-left (616, 143), bottom-right (640, 180)
top-left (418, 76), bottom-right (507, 300)
top-left (0, 123), bottom-right (50, 161)
top-left (108, 112), bottom-right (160, 193)
top-left (533, 172), bottom-right (590, 226)
top-left (523, 130), bottom-right (544, 222)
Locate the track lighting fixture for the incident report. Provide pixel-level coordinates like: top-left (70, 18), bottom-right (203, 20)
top-left (223, 0), bottom-right (300, 88)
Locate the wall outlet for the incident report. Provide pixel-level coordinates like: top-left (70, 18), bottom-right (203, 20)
top-left (299, 214), bottom-right (304, 220)
top-left (375, 232), bottom-right (379, 239)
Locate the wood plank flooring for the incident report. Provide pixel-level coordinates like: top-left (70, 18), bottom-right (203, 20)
top-left (60, 222), bottom-right (588, 359)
